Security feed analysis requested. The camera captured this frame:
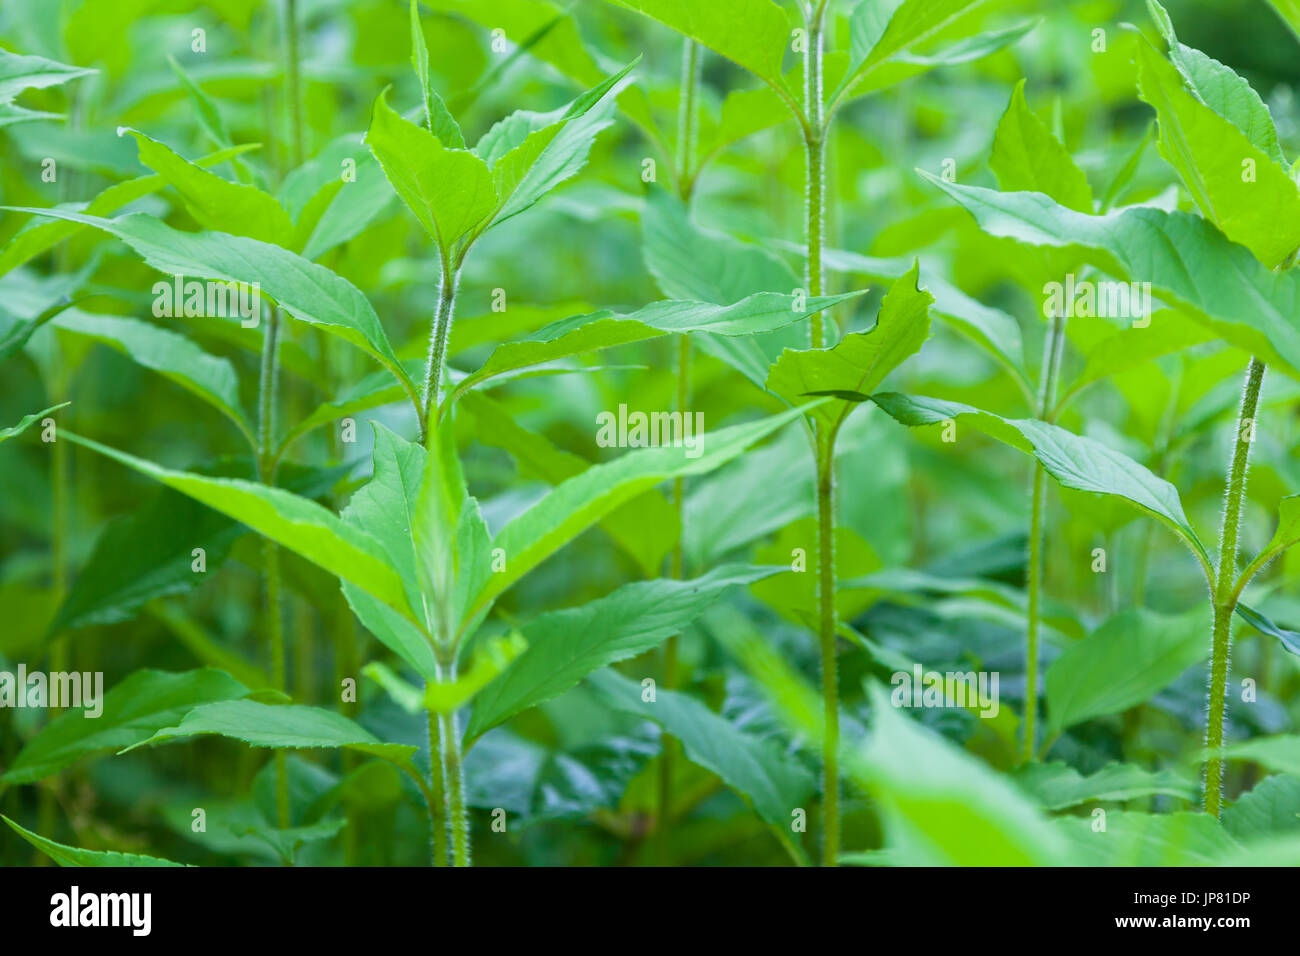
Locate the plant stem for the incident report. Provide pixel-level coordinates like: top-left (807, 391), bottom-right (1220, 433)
top-left (1204, 357), bottom-right (1266, 817)
top-left (425, 708), bottom-right (448, 866)
top-left (815, 429), bottom-right (839, 866)
top-left (257, 304), bottom-right (290, 831)
top-left (433, 656), bottom-right (470, 866)
top-left (675, 39), bottom-right (700, 199)
top-left (803, 7), bottom-right (826, 349)
top-left (423, 263), bottom-right (461, 440)
top-left (283, 0), bottom-right (304, 168)
top-left (1024, 311), bottom-right (1066, 763)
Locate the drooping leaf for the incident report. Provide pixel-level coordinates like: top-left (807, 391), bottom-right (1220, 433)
top-left (1235, 602), bottom-right (1300, 658)
top-left (0, 402), bottom-right (67, 445)
top-left (587, 668), bottom-right (814, 826)
top-left (468, 565), bottom-right (782, 741)
top-left (2, 669), bottom-right (249, 785)
top-left (3, 816), bottom-right (186, 867)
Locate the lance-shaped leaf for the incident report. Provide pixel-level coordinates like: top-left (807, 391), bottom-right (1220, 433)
top-left (1045, 607), bottom-right (1206, 734)
top-left (0, 48), bottom-right (95, 102)
top-left (63, 432), bottom-right (420, 626)
top-left (1012, 761), bottom-right (1197, 811)
top-left (52, 310), bottom-right (254, 446)
top-left (1239, 495), bottom-right (1300, 584)
top-left (3, 817), bottom-right (186, 867)
top-left (0, 403), bottom-right (66, 445)
top-left (605, 0), bottom-right (793, 94)
top-left (917, 173), bottom-right (1300, 383)
top-left (839, 0), bottom-right (1034, 103)
top-left (2, 669), bottom-right (249, 785)
top-left (991, 80), bottom-right (1093, 212)
top-left (365, 88), bottom-right (496, 258)
top-left (477, 61), bottom-right (634, 229)
top-left (465, 403), bottom-right (813, 627)
top-left (119, 128), bottom-right (292, 245)
top-left (587, 669), bottom-right (814, 827)
top-left (1136, 40), bottom-right (1300, 268)
top-left (0, 144), bottom-right (255, 278)
top-left (1235, 604), bottom-right (1300, 659)
top-left (462, 390), bottom-right (676, 576)
top-left (0, 103), bottom-right (58, 127)
top-left (766, 262), bottom-right (933, 432)
top-left (468, 564), bottom-right (782, 741)
top-left (1, 207), bottom-right (419, 408)
top-left (1147, 0), bottom-right (1285, 165)
top-left (409, 0), bottom-right (464, 147)
top-left (872, 392), bottom-right (1213, 572)
top-left (447, 291), bottom-right (863, 406)
top-left (123, 699), bottom-right (418, 767)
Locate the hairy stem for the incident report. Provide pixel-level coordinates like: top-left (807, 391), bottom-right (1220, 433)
top-left (257, 305), bottom-right (290, 831)
top-left (1204, 357), bottom-right (1266, 817)
top-left (1024, 311), bottom-right (1066, 762)
top-left (425, 707), bottom-right (448, 866)
top-left (675, 39), bottom-right (700, 199)
top-left (815, 430), bottom-right (839, 866)
top-left (423, 263), bottom-right (461, 441)
top-left (434, 658), bottom-right (470, 866)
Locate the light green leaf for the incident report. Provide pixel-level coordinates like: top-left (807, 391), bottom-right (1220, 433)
top-left (588, 668), bottom-right (814, 826)
top-left (3, 816), bottom-right (186, 867)
top-left (365, 88), bottom-right (496, 256)
top-left (467, 404), bottom-right (813, 626)
top-left (126, 699), bottom-right (418, 766)
top-left (991, 80), bottom-right (1092, 212)
top-left (409, 0), bottom-right (465, 147)
top-left (1012, 760), bottom-right (1197, 810)
top-left (606, 0), bottom-right (792, 93)
top-left (119, 128), bottom-right (291, 245)
top-left (766, 262), bottom-right (933, 431)
top-left (1221, 735), bottom-right (1300, 777)
top-left (1053, 810), bottom-right (1240, 866)
top-left (413, 414), bottom-right (466, 643)
top-left (1136, 40), bottom-right (1300, 268)
top-left (1045, 607), bottom-right (1206, 733)
top-left (64, 432), bottom-right (420, 626)
top-left (0, 402), bottom-right (67, 445)
top-left (2, 669), bottom-right (249, 785)
top-left (425, 633), bottom-right (528, 714)
top-left (1222, 775), bottom-right (1300, 840)
top-left (1243, 495), bottom-right (1300, 578)
top-left (0, 48), bottom-right (95, 102)
top-left (52, 310), bottom-right (254, 445)
top-left (872, 392), bottom-right (1212, 571)
top-left (468, 565), bottom-right (781, 741)
top-left (2, 207), bottom-right (419, 407)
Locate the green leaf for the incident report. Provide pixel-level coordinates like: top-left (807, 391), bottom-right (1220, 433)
top-left (63, 432), bottom-right (420, 626)
top-left (991, 80), bottom-right (1092, 212)
top-left (409, 0), bottom-right (465, 147)
top-left (0, 402), bottom-right (66, 445)
top-left (425, 633), bottom-right (528, 714)
top-left (1222, 775), bottom-right (1300, 840)
top-left (1267, 0), bottom-right (1300, 41)
top-left (119, 127), bottom-right (292, 245)
top-left (858, 683), bottom-right (1067, 865)
top-left (468, 565), bottom-right (782, 741)
top-left (1012, 761), bottom-right (1197, 811)
top-left (0, 144), bottom-right (256, 278)
top-left (918, 173), bottom-right (1300, 382)
top-left (467, 404), bottom-right (813, 625)
top-left (1235, 603), bottom-right (1300, 658)
top-left (1059, 310), bottom-right (1215, 409)
top-left (52, 309), bottom-right (254, 445)
top-left (2, 669), bottom-right (249, 785)
top-left (447, 291), bottom-right (862, 406)
top-left (587, 668), bottom-right (814, 826)
top-left (125, 699), bottom-right (418, 766)
top-left (766, 262), bottom-right (932, 431)
top-left (2, 207), bottom-right (419, 407)
top-left (0, 48), bottom-right (95, 102)
top-left (413, 413), bottom-right (468, 643)
top-left (1147, 0), bottom-right (1285, 165)
top-left (872, 392), bottom-right (1213, 571)
top-left (606, 0), bottom-right (793, 93)
top-left (3, 816), bottom-right (186, 867)
top-left (1222, 736), bottom-right (1300, 776)
top-left (0, 102), bottom-right (59, 126)
top-left (1242, 495), bottom-right (1300, 579)
top-left (1045, 607), bottom-right (1206, 734)
top-left (365, 87), bottom-right (496, 257)
top-left (461, 390), bottom-right (676, 576)
top-left (1136, 40), bottom-right (1300, 268)
top-left (1053, 810), bottom-right (1240, 866)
